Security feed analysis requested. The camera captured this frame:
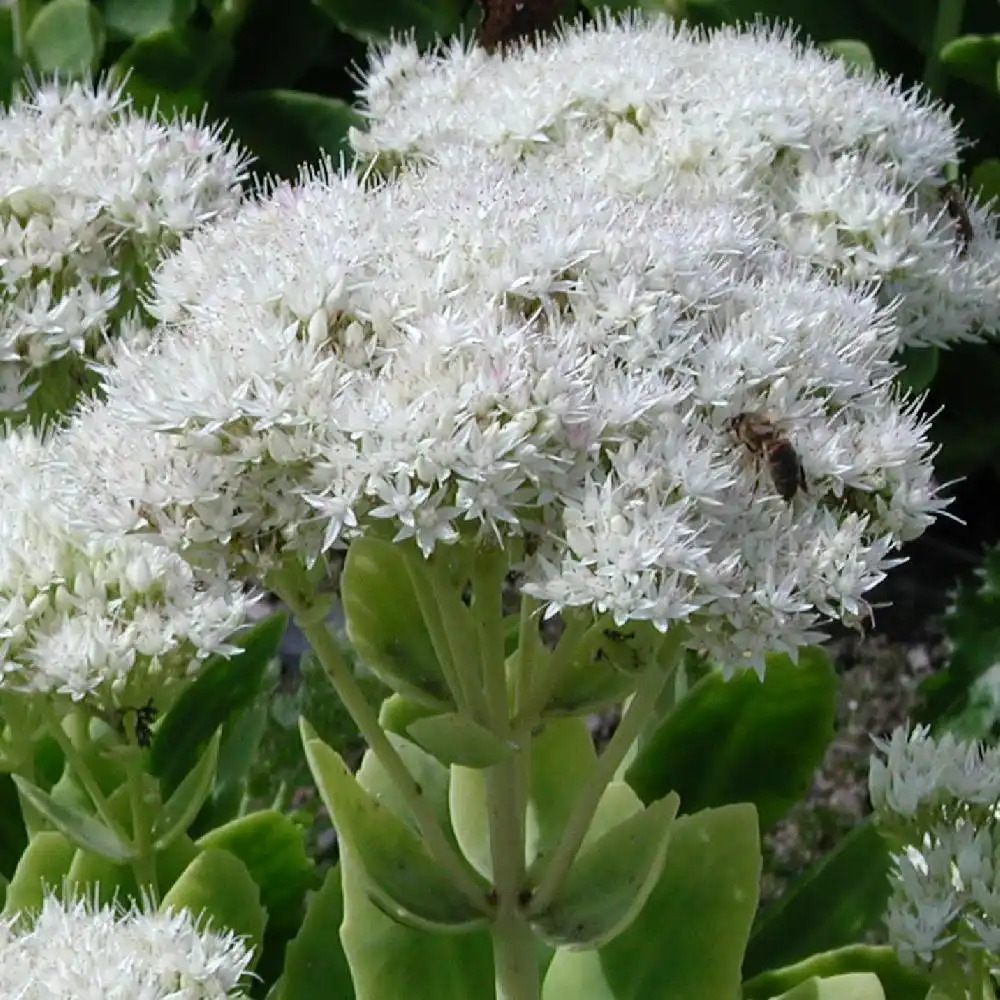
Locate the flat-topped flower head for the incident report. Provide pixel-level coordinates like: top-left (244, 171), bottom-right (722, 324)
top-left (0, 425), bottom-right (248, 719)
top-left (0, 890), bottom-right (254, 999)
top-left (58, 136), bottom-right (942, 675)
top-left (0, 76), bottom-right (250, 420)
top-left (352, 14), bottom-right (1000, 349)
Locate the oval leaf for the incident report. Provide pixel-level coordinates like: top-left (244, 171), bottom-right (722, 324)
top-left (162, 847), bottom-right (265, 958)
top-left (625, 647), bottom-right (836, 831)
top-left (821, 39), bottom-right (875, 74)
top-left (12, 775), bottom-right (132, 863)
top-left (770, 973), bottom-right (886, 1000)
top-left (302, 724), bottom-right (490, 930)
top-left (196, 809), bottom-right (319, 940)
top-left (528, 792), bottom-right (680, 948)
top-left (542, 804), bottom-right (761, 1000)
top-left (2, 830), bottom-right (76, 919)
top-left (407, 712), bottom-right (513, 768)
top-left (342, 537), bottom-right (453, 708)
top-left (104, 0), bottom-right (192, 40)
top-left (27, 0), bottom-right (104, 75)
top-left (939, 34), bottom-right (1000, 93)
top-left (744, 944), bottom-right (929, 1000)
top-left (340, 841), bottom-right (495, 999)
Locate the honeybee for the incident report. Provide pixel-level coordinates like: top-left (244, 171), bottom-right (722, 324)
top-left (942, 181), bottom-right (974, 256)
top-left (726, 412), bottom-right (807, 502)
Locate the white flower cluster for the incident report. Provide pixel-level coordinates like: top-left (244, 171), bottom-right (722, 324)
top-left (0, 77), bottom-right (249, 417)
top-left (871, 726), bottom-right (1000, 972)
top-left (0, 892), bottom-right (253, 999)
top-left (56, 120), bottom-right (943, 673)
top-left (353, 16), bottom-right (1000, 349)
top-left (0, 425), bottom-right (248, 713)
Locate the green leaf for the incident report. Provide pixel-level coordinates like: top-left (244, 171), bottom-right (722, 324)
top-left (2, 830), bottom-right (76, 919)
top-left (162, 847), bottom-right (266, 957)
top-left (529, 792), bottom-right (680, 948)
top-left (198, 697), bottom-right (270, 831)
top-left (196, 810), bottom-right (318, 937)
top-left (12, 775), bottom-right (133, 863)
top-left (152, 730), bottom-right (221, 852)
top-left (406, 712), bottom-right (514, 768)
top-left (379, 693), bottom-right (442, 737)
top-left (342, 537), bottom-right (453, 708)
top-left (274, 864), bottom-right (355, 1000)
top-left (542, 804), bottom-right (760, 999)
top-left (971, 159), bottom-right (1000, 206)
top-left (312, 0), bottom-right (464, 45)
top-left (744, 820), bottom-right (890, 978)
top-left (220, 90), bottom-right (362, 179)
top-left (821, 40), bottom-right (875, 74)
top-left (919, 544), bottom-right (1000, 736)
top-left (66, 847), bottom-right (137, 907)
top-left (625, 647), bottom-right (836, 831)
top-left (744, 945), bottom-right (930, 1000)
top-left (544, 633), bottom-right (641, 716)
top-left (340, 840), bottom-right (495, 999)
top-left (104, 0), bottom-right (194, 39)
top-left (0, 10), bottom-right (19, 107)
top-left (26, 0), bottom-right (104, 75)
top-left (150, 612), bottom-right (285, 793)
top-left (197, 809), bottom-right (319, 988)
top-left (114, 26), bottom-right (234, 117)
top-left (0, 773), bottom-right (28, 880)
top-left (939, 35), bottom-right (1000, 93)
top-left (769, 975), bottom-right (886, 1000)
top-left (897, 345), bottom-right (939, 394)
top-left (302, 723), bottom-right (490, 930)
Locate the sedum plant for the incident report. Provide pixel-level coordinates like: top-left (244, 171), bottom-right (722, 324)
top-left (871, 724), bottom-right (1000, 999)
top-left (0, 11), bottom-right (998, 1000)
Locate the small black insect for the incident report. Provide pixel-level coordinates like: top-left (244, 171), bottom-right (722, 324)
top-left (603, 628), bottom-right (635, 642)
top-left (942, 181), bottom-right (974, 256)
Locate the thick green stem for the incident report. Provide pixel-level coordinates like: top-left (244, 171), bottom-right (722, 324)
top-left (486, 734), bottom-right (537, 1000)
top-left (924, 0), bottom-right (965, 96)
top-left (473, 552), bottom-right (538, 1000)
top-left (123, 732), bottom-right (159, 900)
top-left (278, 581), bottom-right (488, 909)
top-left (401, 547), bottom-right (469, 711)
top-left (526, 632), bottom-right (684, 917)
